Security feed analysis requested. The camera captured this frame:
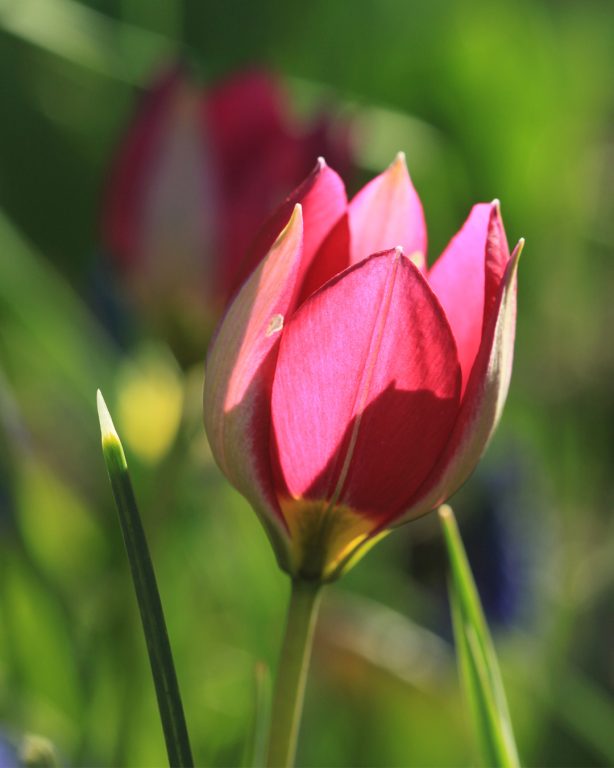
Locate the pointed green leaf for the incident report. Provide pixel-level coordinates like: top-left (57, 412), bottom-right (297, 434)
top-left (97, 390), bottom-right (193, 768)
top-left (439, 504), bottom-right (520, 768)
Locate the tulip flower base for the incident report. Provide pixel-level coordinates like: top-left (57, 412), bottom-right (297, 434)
top-left (281, 498), bottom-right (377, 581)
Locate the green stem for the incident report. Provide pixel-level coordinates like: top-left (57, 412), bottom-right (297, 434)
top-left (266, 579), bottom-right (323, 768)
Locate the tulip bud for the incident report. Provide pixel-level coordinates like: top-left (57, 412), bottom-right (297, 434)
top-left (204, 154), bottom-right (522, 582)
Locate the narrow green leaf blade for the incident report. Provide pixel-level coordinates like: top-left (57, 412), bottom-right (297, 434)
top-left (449, 581), bottom-right (501, 766)
top-left (97, 390), bottom-right (194, 768)
top-left (439, 504), bottom-right (520, 768)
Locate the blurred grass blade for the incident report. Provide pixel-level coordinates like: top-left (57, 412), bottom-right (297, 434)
top-left (242, 662), bottom-right (272, 768)
top-left (439, 504), bottom-right (520, 768)
top-left (97, 390), bottom-right (193, 768)
top-left (0, 0), bottom-right (177, 84)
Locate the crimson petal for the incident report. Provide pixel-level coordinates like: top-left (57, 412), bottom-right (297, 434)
top-left (271, 249), bottom-right (461, 521)
top-left (229, 158), bottom-right (347, 299)
top-left (429, 202), bottom-right (510, 394)
top-left (348, 152), bottom-right (427, 269)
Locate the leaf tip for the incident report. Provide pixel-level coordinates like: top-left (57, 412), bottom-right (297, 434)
top-left (97, 391), bottom-right (126, 470)
top-left (97, 389), bottom-right (118, 443)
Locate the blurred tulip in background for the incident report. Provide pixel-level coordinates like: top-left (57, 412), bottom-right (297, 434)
top-left (101, 65), bottom-right (351, 362)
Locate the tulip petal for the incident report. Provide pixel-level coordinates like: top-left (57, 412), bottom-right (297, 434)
top-left (299, 152), bottom-right (430, 307)
top-left (297, 212), bottom-right (351, 303)
top-left (394, 240), bottom-right (522, 528)
top-left (429, 203), bottom-right (510, 394)
top-left (348, 152), bottom-right (427, 268)
top-left (204, 205), bottom-right (306, 567)
top-left (229, 158), bottom-right (347, 298)
top-left (271, 249), bottom-right (461, 522)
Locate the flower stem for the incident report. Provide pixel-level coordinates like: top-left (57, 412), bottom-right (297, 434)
top-left (266, 578), bottom-right (323, 768)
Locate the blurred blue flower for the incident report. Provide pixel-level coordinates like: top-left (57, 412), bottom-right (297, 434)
top-left (0, 733), bottom-right (18, 768)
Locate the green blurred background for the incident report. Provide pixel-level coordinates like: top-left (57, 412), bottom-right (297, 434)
top-left (1, 0), bottom-right (613, 765)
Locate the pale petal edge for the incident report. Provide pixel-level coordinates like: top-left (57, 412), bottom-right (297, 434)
top-left (203, 208), bottom-right (308, 571)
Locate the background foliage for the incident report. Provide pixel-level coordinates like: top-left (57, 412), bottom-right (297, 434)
top-left (1, 0), bottom-right (613, 765)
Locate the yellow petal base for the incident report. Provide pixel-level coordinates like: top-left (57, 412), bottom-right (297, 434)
top-left (279, 497), bottom-right (386, 581)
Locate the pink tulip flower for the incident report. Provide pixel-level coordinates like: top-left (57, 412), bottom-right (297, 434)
top-left (204, 154), bottom-right (522, 582)
top-left (101, 65), bottom-right (350, 355)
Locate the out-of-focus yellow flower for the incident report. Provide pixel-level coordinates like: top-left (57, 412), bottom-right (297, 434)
top-left (116, 344), bottom-right (183, 464)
